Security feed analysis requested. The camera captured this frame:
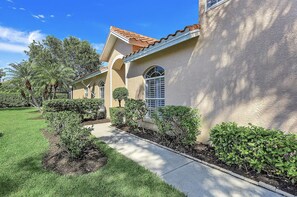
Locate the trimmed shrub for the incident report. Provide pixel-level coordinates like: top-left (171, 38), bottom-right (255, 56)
top-left (44, 111), bottom-right (81, 134)
top-left (0, 93), bottom-right (29, 108)
top-left (152, 106), bottom-right (201, 147)
top-left (44, 111), bottom-right (93, 159)
top-left (210, 122), bottom-right (297, 183)
top-left (125, 99), bottom-right (147, 130)
top-left (60, 123), bottom-right (93, 159)
top-left (110, 107), bottom-right (125, 127)
top-left (43, 99), bottom-right (104, 120)
top-left (112, 87), bottom-right (128, 107)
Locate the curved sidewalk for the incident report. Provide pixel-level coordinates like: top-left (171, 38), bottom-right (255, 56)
top-left (91, 123), bottom-right (283, 197)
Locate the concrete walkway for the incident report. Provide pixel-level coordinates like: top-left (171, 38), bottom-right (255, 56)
top-left (91, 123), bottom-right (282, 197)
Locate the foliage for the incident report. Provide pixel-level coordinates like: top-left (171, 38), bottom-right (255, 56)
top-left (26, 36), bottom-right (102, 79)
top-left (152, 106), bottom-right (201, 147)
top-left (0, 80), bottom-right (21, 93)
top-left (210, 122), bottom-right (297, 183)
top-left (110, 107), bottom-right (125, 127)
top-left (125, 99), bottom-right (147, 130)
top-left (44, 111), bottom-right (81, 134)
top-left (43, 99), bottom-right (104, 120)
top-left (0, 68), bottom-right (5, 82)
top-left (59, 121), bottom-right (94, 159)
top-left (0, 93), bottom-right (29, 108)
top-left (0, 108), bottom-right (184, 197)
top-left (112, 87), bottom-right (128, 107)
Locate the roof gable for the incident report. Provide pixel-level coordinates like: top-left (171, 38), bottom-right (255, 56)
top-left (100, 26), bottom-right (157, 62)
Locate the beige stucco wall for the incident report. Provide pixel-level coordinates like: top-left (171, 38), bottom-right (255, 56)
top-left (127, 0), bottom-right (297, 143)
top-left (104, 39), bottom-right (133, 117)
top-left (73, 72), bottom-right (107, 99)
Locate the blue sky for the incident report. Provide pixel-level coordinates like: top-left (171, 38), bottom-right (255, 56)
top-left (0, 0), bottom-right (198, 68)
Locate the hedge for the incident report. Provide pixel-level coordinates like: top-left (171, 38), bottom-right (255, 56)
top-left (210, 122), bottom-right (297, 183)
top-left (43, 99), bottom-right (104, 120)
top-left (125, 99), bottom-right (147, 130)
top-left (0, 93), bottom-right (29, 108)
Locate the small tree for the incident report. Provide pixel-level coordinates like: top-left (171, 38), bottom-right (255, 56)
top-left (113, 87), bottom-right (128, 107)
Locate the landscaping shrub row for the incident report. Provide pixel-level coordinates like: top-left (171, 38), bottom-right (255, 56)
top-left (44, 111), bottom-right (94, 159)
top-left (110, 97), bottom-right (297, 187)
top-left (210, 122), bottom-right (297, 183)
top-left (0, 92), bottom-right (29, 108)
top-left (43, 99), bottom-right (104, 120)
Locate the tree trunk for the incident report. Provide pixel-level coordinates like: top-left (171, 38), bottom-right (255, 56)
top-left (119, 100), bottom-right (121, 108)
top-left (25, 80), bottom-right (41, 112)
top-left (53, 83), bottom-right (58, 99)
top-left (48, 85), bottom-right (53, 100)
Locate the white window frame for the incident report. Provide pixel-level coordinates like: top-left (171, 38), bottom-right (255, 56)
top-left (144, 66), bottom-right (165, 118)
top-left (205, 0), bottom-right (227, 12)
top-left (84, 87), bottom-right (88, 98)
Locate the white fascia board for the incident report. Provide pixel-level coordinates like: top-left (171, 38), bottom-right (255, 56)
top-left (124, 29), bottom-right (200, 63)
top-left (110, 32), bottom-right (130, 44)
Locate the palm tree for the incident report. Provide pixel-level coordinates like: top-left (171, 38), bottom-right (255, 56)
top-left (6, 61), bottom-right (41, 110)
top-left (34, 63), bottom-right (75, 100)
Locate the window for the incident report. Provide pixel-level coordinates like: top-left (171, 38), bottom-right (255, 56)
top-left (144, 66), bottom-right (165, 117)
top-left (99, 81), bottom-right (105, 99)
top-left (206, 0), bottom-right (226, 10)
top-left (84, 87), bottom-right (88, 98)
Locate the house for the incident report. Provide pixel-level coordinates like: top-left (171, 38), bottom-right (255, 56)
top-left (73, 0), bottom-right (297, 142)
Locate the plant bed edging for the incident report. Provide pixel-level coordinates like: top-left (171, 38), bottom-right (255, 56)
top-left (114, 128), bottom-right (296, 197)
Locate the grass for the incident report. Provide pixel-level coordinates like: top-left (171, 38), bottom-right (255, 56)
top-left (0, 108), bottom-right (184, 197)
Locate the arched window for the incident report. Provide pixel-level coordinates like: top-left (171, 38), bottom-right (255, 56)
top-left (99, 81), bottom-right (105, 99)
top-left (144, 66), bottom-right (165, 117)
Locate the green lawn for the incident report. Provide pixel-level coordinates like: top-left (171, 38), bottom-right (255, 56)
top-left (0, 108), bottom-right (184, 197)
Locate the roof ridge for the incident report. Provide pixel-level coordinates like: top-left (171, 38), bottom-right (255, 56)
top-left (110, 26), bottom-right (158, 44)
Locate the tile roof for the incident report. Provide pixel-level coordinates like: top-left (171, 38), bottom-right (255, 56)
top-left (124, 24), bottom-right (200, 59)
top-left (110, 26), bottom-right (158, 46)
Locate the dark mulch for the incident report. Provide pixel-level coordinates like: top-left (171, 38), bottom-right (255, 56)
top-left (82, 119), bottom-right (111, 126)
top-left (119, 126), bottom-right (297, 195)
top-left (42, 130), bottom-right (107, 175)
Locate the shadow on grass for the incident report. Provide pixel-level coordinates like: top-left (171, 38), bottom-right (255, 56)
top-left (0, 133), bottom-right (3, 138)
top-left (0, 175), bottom-right (19, 196)
top-left (17, 154), bottom-right (46, 173)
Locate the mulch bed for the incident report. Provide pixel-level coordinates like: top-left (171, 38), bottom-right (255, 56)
top-left (42, 130), bottom-right (107, 175)
top-left (119, 126), bottom-right (297, 195)
top-left (82, 119), bottom-right (111, 126)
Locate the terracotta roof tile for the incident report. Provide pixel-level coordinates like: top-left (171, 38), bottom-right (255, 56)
top-left (124, 24), bottom-right (200, 59)
top-left (110, 26), bottom-right (158, 46)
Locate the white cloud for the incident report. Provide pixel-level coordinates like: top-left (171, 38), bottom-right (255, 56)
top-left (6, 0), bottom-right (13, 3)
top-left (19, 8), bottom-right (25, 11)
top-left (0, 26), bottom-right (45, 53)
top-left (38, 14), bottom-right (45, 19)
top-left (0, 42), bottom-right (27, 53)
top-left (66, 14), bottom-right (72, 17)
top-left (50, 15), bottom-right (54, 18)
top-left (92, 43), bottom-right (104, 52)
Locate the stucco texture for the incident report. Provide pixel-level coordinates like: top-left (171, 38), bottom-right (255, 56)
top-left (127, 0), bottom-right (297, 142)
top-left (73, 72), bottom-right (107, 99)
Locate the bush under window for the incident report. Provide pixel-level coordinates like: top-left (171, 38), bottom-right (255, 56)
top-left (125, 99), bottom-right (147, 130)
top-left (152, 105), bottom-right (201, 147)
top-left (210, 122), bottom-right (297, 183)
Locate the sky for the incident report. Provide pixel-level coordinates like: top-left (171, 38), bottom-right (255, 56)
top-left (0, 0), bottom-right (198, 69)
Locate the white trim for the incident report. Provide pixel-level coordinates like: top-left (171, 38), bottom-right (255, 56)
top-left (109, 55), bottom-right (124, 108)
top-left (205, 0), bottom-right (228, 12)
top-left (124, 29), bottom-right (200, 62)
top-left (125, 63), bottom-right (128, 89)
top-left (111, 32), bottom-right (130, 44)
top-left (73, 70), bottom-right (107, 83)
